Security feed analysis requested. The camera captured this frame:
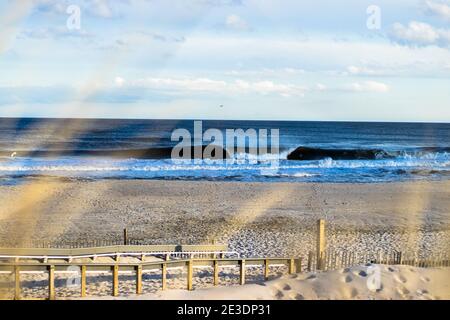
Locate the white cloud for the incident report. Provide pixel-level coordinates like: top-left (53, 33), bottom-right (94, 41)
top-left (34, 0), bottom-right (122, 18)
top-left (346, 65), bottom-right (384, 76)
top-left (90, 0), bottom-right (113, 18)
top-left (348, 81), bottom-right (390, 93)
top-left (424, 0), bottom-right (450, 21)
top-left (315, 83), bottom-right (327, 91)
top-left (124, 77), bottom-right (307, 97)
top-left (390, 21), bottom-right (450, 47)
top-left (114, 76), bottom-right (125, 87)
top-left (18, 27), bottom-right (94, 40)
top-left (391, 21), bottom-right (440, 45)
top-left (225, 14), bottom-right (250, 31)
top-left (224, 68), bottom-right (305, 77)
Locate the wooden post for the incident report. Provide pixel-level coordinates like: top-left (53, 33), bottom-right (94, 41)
top-left (136, 265), bottom-right (142, 294)
top-left (123, 228), bottom-right (128, 245)
top-left (14, 266), bottom-right (20, 300)
top-left (264, 259), bottom-right (269, 280)
top-left (48, 265), bottom-right (55, 300)
top-left (307, 251), bottom-right (313, 271)
top-left (288, 258), bottom-right (295, 274)
top-left (295, 258), bottom-right (302, 273)
top-left (316, 219), bottom-right (325, 270)
top-left (161, 263), bottom-right (167, 290)
top-left (213, 260), bottom-right (219, 286)
top-left (81, 265), bottom-right (86, 297)
top-left (187, 260), bottom-right (193, 291)
top-left (239, 260), bottom-right (246, 285)
top-left (112, 265), bottom-right (119, 297)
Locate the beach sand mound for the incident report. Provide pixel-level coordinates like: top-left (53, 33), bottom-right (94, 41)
top-left (98, 264), bottom-right (449, 300)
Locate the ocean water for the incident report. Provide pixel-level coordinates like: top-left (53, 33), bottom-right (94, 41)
top-left (0, 118), bottom-right (449, 183)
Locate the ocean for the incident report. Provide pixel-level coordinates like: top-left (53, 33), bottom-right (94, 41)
top-left (0, 118), bottom-right (449, 183)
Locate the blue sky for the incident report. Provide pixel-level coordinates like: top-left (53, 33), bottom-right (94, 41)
top-left (0, 0), bottom-right (449, 121)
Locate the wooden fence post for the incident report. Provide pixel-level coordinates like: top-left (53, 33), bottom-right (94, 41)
top-left (264, 259), bottom-right (269, 281)
top-left (123, 228), bottom-right (128, 245)
top-left (240, 260), bottom-right (246, 285)
top-left (81, 265), bottom-right (86, 297)
top-left (398, 252), bottom-right (403, 265)
top-left (136, 265), bottom-right (142, 294)
top-left (187, 260), bottom-right (193, 291)
top-left (295, 257), bottom-right (302, 273)
top-left (14, 266), bottom-right (20, 300)
top-left (307, 251), bottom-right (313, 271)
top-left (112, 265), bottom-right (119, 297)
top-left (288, 258), bottom-right (295, 274)
top-left (161, 263), bottom-right (167, 290)
top-left (48, 265), bottom-right (55, 300)
top-left (213, 260), bottom-right (219, 286)
top-left (316, 219), bottom-right (326, 270)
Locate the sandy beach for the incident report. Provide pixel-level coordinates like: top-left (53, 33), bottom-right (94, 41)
top-left (0, 179), bottom-right (449, 259)
top-left (94, 264), bottom-right (450, 300)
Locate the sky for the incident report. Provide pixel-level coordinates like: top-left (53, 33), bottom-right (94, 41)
top-left (0, 0), bottom-right (449, 121)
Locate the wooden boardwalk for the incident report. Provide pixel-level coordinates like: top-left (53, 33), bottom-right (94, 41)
top-left (0, 257), bottom-right (300, 300)
top-left (1, 220), bottom-right (448, 300)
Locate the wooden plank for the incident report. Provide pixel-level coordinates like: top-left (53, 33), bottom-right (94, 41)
top-left (48, 265), bottom-right (55, 300)
top-left (240, 260), bottom-right (246, 285)
top-left (81, 265), bottom-right (86, 297)
top-left (112, 265), bottom-right (119, 297)
top-left (187, 260), bottom-right (193, 291)
top-left (14, 266), bottom-right (20, 300)
top-left (161, 263), bottom-right (167, 290)
top-left (0, 244), bottom-right (229, 257)
top-left (136, 265), bottom-right (142, 294)
top-left (213, 260), bottom-right (219, 286)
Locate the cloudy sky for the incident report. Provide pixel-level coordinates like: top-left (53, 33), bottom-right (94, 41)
top-left (0, 0), bottom-right (449, 121)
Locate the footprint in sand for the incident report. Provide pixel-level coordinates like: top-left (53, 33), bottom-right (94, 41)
top-left (283, 284), bottom-right (292, 291)
top-left (275, 290), bottom-right (284, 299)
top-left (357, 270), bottom-right (368, 277)
top-left (394, 274), bottom-right (407, 284)
top-left (420, 276), bottom-right (430, 283)
top-left (387, 267), bottom-right (396, 272)
top-left (416, 289), bottom-right (429, 295)
top-left (306, 274), bottom-right (317, 280)
top-left (293, 293), bottom-right (305, 300)
top-left (341, 268), bottom-right (351, 273)
top-left (290, 274), bottom-right (298, 279)
top-left (341, 275), bottom-right (353, 283)
top-left (350, 288), bottom-right (358, 298)
top-left (396, 286), bottom-right (410, 296)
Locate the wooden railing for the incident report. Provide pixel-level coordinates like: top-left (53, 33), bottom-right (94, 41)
top-left (0, 257), bottom-right (301, 300)
top-left (1, 250), bottom-right (448, 300)
top-left (0, 244), bottom-right (233, 261)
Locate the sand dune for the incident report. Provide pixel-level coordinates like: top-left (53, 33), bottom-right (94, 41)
top-left (101, 265), bottom-right (450, 300)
